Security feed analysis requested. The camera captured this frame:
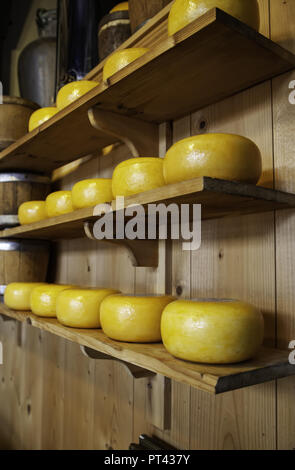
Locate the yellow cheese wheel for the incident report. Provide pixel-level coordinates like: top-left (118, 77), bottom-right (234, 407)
top-left (18, 201), bottom-right (47, 225)
top-left (4, 283), bottom-right (47, 311)
top-left (46, 191), bottom-right (74, 217)
top-left (112, 157), bottom-right (165, 197)
top-left (30, 284), bottom-right (75, 318)
top-left (72, 179), bottom-right (113, 209)
top-left (161, 299), bottom-right (264, 363)
top-left (29, 107), bottom-right (59, 132)
top-left (168, 0), bottom-right (260, 36)
top-left (110, 2), bottom-right (129, 13)
top-left (163, 134), bottom-right (262, 185)
top-left (100, 294), bottom-right (175, 342)
top-left (103, 48), bottom-right (148, 81)
top-left (56, 81), bottom-right (98, 110)
top-left (56, 288), bottom-right (120, 328)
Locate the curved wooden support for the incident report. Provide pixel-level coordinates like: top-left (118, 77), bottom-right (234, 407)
top-left (80, 345), bottom-right (156, 379)
top-left (88, 107), bottom-right (159, 157)
top-left (84, 222), bottom-right (158, 267)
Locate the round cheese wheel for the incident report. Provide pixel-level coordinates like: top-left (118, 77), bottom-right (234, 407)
top-left (56, 288), bottom-right (120, 328)
top-left (112, 157), bottom-right (165, 197)
top-left (168, 0), bottom-right (260, 36)
top-left (72, 179), bottom-right (113, 209)
top-left (18, 201), bottom-right (47, 225)
top-left (110, 2), bottom-right (129, 13)
top-left (4, 283), bottom-right (47, 311)
top-left (103, 48), bottom-right (148, 81)
top-left (163, 134), bottom-right (262, 185)
top-left (29, 107), bottom-right (59, 132)
top-left (56, 81), bottom-right (98, 110)
top-left (100, 294), bottom-right (175, 342)
top-left (161, 299), bottom-right (264, 363)
top-left (46, 191), bottom-right (74, 217)
top-left (30, 284), bottom-right (75, 318)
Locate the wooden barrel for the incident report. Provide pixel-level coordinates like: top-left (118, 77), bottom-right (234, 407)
top-left (0, 173), bottom-right (51, 228)
top-left (0, 96), bottom-right (39, 151)
top-left (98, 11), bottom-right (131, 61)
top-left (129, 0), bottom-right (171, 32)
top-left (0, 239), bottom-right (50, 297)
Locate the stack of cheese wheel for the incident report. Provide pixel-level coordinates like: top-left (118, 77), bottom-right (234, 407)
top-left (100, 294), bottom-right (174, 342)
top-left (161, 299), bottom-right (264, 363)
top-left (168, 0), bottom-right (260, 36)
top-left (163, 134), bottom-right (262, 185)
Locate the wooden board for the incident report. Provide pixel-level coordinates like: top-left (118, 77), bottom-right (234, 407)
top-left (0, 8), bottom-right (294, 175)
top-left (0, 304), bottom-right (294, 395)
top-left (1, 177), bottom-right (295, 241)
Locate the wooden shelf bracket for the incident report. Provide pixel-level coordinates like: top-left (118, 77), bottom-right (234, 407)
top-left (84, 222), bottom-right (159, 267)
top-left (88, 107), bottom-right (159, 157)
top-left (80, 345), bottom-right (156, 379)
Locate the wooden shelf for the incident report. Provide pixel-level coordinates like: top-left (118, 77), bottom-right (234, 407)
top-left (0, 304), bottom-right (294, 394)
top-left (0, 8), bottom-right (294, 175)
top-left (1, 177), bottom-right (295, 242)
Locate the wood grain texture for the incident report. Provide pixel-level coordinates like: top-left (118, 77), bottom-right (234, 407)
top-left (1, 304), bottom-right (293, 396)
top-left (270, 0), bottom-right (295, 451)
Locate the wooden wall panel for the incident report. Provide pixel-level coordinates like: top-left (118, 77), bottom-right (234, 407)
top-left (270, 0), bottom-right (295, 451)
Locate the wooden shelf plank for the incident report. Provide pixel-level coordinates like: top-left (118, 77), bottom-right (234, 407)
top-left (0, 304), bottom-right (294, 394)
top-left (0, 8), bottom-right (294, 175)
top-left (1, 177), bottom-right (295, 241)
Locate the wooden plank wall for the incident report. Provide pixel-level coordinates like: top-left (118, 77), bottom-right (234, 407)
top-left (0, 0), bottom-right (294, 449)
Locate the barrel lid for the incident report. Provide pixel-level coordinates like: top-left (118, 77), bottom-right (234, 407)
top-left (2, 96), bottom-right (40, 110)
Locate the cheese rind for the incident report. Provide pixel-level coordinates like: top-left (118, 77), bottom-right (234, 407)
top-left (30, 284), bottom-right (75, 318)
top-left (112, 157), bottom-right (165, 197)
top-left (45, 191), bottom-right (74, 217)
top-left (161, 299), bottom-right (264, 363)
top-left (72, 179), bottom-right (113, 209)
top-left (103, 48), bottom-right (148, 81)
top-left (163, 133), bottom-right (262, 185)
top-left (100, 294), bottom-right (175, 342)
top-left (168, 0), bottom-right (260, 36)
top-left (56, 81), bottom-right (98, 110)
top-left (18, 201), bottom-right (47, 225)
top-left (56, 288), bottom-right (120, 328)
top-left (4, 283), bottom-right (47, 311)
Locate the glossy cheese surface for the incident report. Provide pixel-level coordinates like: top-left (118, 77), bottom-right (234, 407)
top-left (30, 284), bottom-right (75, 318)
top-left (100, 294), bottom-right (175, 342)
top-left (163, 133), bottom-right (262, 185)
top-left (168, 0), bottom-right (260, 36)
top-left (56, 81), bottom-right (98, 110)
top-left (112, 157), bottom-right (165, 197)
top-left (56, 288), bottom-right (120, 328)
top-left (18, 201), bottom-right (47, 225)
top-left (46, 191), bottom-right (74, 217)
top-left (4, 283), bottom-right (47, 311)
top-left (103, 48), bottom-right (148, 81)
top-left (29, 107), bottom-right (59, 132)
top-left (110, 2), bottom-right (129, 12)
top-left (72, 179), bottom-right (113, 209)
top-left (161, 299), bottom-right (264, 363)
